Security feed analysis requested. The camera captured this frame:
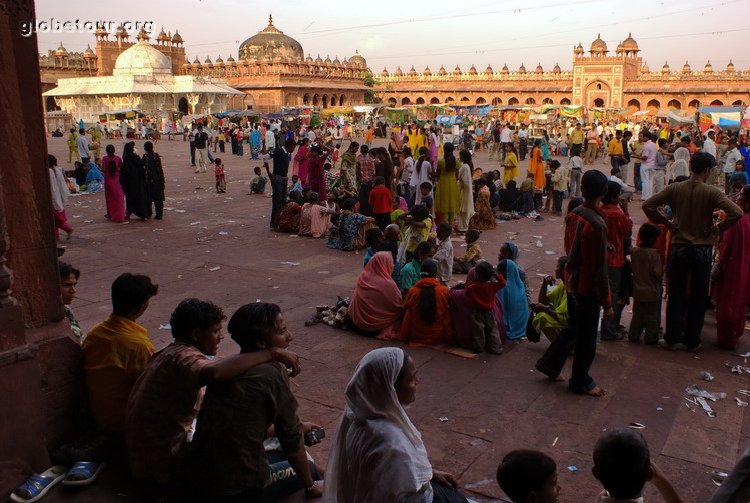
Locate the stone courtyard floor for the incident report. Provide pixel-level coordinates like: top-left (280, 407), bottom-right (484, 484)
top-left (40, 134), bottom-right (750, 502)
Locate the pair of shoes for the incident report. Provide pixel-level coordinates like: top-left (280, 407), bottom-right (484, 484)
top-left (10, 466), bottom-right (67, 502)
top-left (686, 343), bottom-right (702, 352)
top-left (658, 339), bottom-right (677, 351)
top-left (194, 169), bottom-right (200, 173)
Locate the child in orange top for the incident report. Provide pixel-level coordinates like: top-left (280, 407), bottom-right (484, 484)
top-left (369, 176), bottom-right (393, 230)
top-left (214, 158), bottom-right (226, 193)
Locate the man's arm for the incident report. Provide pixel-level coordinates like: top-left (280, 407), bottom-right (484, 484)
top-left (715, 192), bottom-right (743, 231)
top-left (197, 347), bottom-right (300, 386)
top-left (642, 187), bottom-right (673, 226)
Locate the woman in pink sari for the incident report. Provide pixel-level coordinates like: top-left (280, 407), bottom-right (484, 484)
top-left (102, 144), bottom-right (126, 223)
top-left (294, 138), bottom-right (311, 188)
top-left (299, 192), bottom-right (336, 238)
top-left (428, 128), bottom-right (439, 164)
top-left (712, 185), bottom-right (750, 350)
top-left (348, 252), bottom-right (403, 338)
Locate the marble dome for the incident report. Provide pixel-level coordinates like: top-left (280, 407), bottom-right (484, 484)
top-left (113, 40), bottom-right (172, 76)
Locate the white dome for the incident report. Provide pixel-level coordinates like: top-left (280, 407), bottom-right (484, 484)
top-left (113, 40), bottom-right (172, 76)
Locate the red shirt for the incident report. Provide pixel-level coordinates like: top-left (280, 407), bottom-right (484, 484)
top-left (466, 276), bottom-right (507, 310)
top-left (369, 184), bottom-right (393, 214)
top-left (564, 205), bottom-right (611, 307)
top-left (599, 203), bottom-right (633, 267)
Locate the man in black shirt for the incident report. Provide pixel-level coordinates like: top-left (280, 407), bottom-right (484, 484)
top-left (265, 139), bottom-right (297, 229)
top-left (194, 124), bottom-right (209, 173)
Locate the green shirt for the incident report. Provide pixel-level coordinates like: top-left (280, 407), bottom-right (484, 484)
top-left (399, 260), bottom-right (421, 292)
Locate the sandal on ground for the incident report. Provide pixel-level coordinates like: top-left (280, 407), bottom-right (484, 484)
top-left (61, 461), bottom-right (105, 486)
top-left (10, 466), bottom-right (67, 502)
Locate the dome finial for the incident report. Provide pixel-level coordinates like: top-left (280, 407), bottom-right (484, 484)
top-left (269, 14), bottom-right (274, 26)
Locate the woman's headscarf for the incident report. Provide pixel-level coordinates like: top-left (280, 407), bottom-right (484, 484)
top-left (497, 259), bottom-right (529, 340)
top-left (324, 347), bottom-right (433, 502)
top-left (348, 252), bottom-right (403, 331)
top-left (503, 241), bottom-right (520, 261)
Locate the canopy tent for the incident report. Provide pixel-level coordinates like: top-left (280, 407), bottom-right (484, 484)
top-left (717, 118), bottom-right (741, 129)
top-left (435, 114), bottom-right (463, 126)
top-left (632, 110), bottom-right (651, 116)
top-left (667, 111), bottom-right (695, 127)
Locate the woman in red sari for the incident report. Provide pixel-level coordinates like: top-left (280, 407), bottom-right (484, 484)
top-left (397, 259), bottom-right (452, 345)
top-left (102, 144), bottom-right (126, 222)
top-left (712, 185), bottom-right (750, 350)
top-left (294, 138), bottom-right (311, 187)
top-left (306, 145), bottom-right (329, 201)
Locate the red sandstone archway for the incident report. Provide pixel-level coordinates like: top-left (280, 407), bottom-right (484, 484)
top-left (525, 97), bottom-right (536, 105)
top-left (416, 97), bottom-right (425, 104)
top-left (508, 97), bottom-right (519, 105)
top-left (284, 93), bottom-right (298, 106)
top-left (178, 97), bottom-right (189, 114)
top-left (593, 98), bottom-right (604, 107)
top-left (710, 100), bottom-right (723, 106)
top-left (303, 94), bottom-right (311, 105)
top-left (542, 97), bottom-right (554, 105)
top-left (460, 96), bottom-right (470, 103)
top-left (445, 97), bottom-right (454, 103)
top-left (339, 95), bottom-right (346, 106)
top-left (627, 99), bottom-right (640, 112)
top-left (647, 99), bottom-right (660, 112)
top-left (312, 94), bottom-right (320, 106)
top-left (560, 98), bottom-right (571, 105)
top-left (667, 99), bottom-right (681, 109)
top-left (492, 97), bottom-right (503, 106)
top-left (330, 94), bottom-right (337, 106)
top-left (388, 97), bottom-right (397, 106)
top-left (430, 97), bottom-right (441, 104)
top-left (585, 80), bottom-right (610, 108)
top-left (476, 97), bottom-right (487, 105)
top-left (688, 99), bottom-right (701, 110)
top-left (401, 97), bottom-right (411, 105)
top-left (322, 94), bottom-right (329, 107)
top-left (733, 100), bottom-right (745, 107)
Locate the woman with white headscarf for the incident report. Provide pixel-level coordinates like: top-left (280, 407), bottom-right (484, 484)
top-left (324, 347), bottom-right (467, 503)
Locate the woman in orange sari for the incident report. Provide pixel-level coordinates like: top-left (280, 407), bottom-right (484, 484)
top-left (397, 259), bottom-right (452, 345)
top-left (528, 139), bottom-right (546, 190)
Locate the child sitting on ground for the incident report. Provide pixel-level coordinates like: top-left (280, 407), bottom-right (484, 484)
top-left (363, 227), bottom-right (384, 267)
top-left (521, 172), bottom-right (535, 215)
top-left (628, 223), bottom-right (663, 345)
top-left (593, 428), bottom-right (682, 503)
top-left (453, 228), bottom-right (482, 274)
top-left (248, 166), bottom-right (267, 194)
top-left (496, 449), bottom-right (559, 503)
top-left (213, 158), bottom-right (226, 193)
top-left (465, 261), bottom-right (506, 354)
top-left (397, 204), bottom-right (433, 263)
top-left (433, 222), bottom-right (454, 284)
top-left (369, 176), bottom-right (393, 230)
top-left (289, 174), bottom-right (303, 193)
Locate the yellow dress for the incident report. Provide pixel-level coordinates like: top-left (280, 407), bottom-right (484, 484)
top-left (503, 152), bottom-right (519, 185)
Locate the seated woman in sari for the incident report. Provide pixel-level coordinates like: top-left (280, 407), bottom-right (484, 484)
top-left (324, 347), bottom-right (468, 503)
top-left (85, 160), bottom-right (104, 193)
top-left (526, 256), bottom-right (569, 343)
top-left (397, 259), bottom-right (452, 345)
top-left (497, 180), bottom-right (522, 212)
top-left (299, 191), bottom-right (336, 238)
top-left (189, 302), bottom-right (324, 501)
top-left (327, 198), bottom-right (376, 251)
top-left (275, 190), bottom-right (303, 233)
top-left (348, 251), bottom-right (403, 338)
top-left (468, 179), bottom-right (496, 230)
top-left (448, 266), bottom-right (506, 350)
top-left (497, 259), bottom-right (530, 341)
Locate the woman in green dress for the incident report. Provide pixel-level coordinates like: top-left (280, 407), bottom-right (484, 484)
top-left (434, 142), bottom-right (460, 227)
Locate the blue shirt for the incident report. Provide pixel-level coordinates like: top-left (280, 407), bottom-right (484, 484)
top-left (398, 259), bottom-right (421, 292)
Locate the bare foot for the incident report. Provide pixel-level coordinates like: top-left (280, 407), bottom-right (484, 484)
top-left (585, 386), bottom-right (607, 397)
top-left (551, 375), bottom-right (565, 382)
top-left (66, 229), bottom-right (73, 240)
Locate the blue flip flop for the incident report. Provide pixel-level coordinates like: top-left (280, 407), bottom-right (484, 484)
top-left (10, 466), bottom-right (67, 502)
top-left (61, 461), bottom-right (105, 486)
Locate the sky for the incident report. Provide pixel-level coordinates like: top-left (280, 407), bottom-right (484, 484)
top-left (34, 0), bottom-right (750, 72)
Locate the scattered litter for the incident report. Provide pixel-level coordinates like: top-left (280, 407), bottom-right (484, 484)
top-left (552, 437), bottom-right (559, 447)
top-left (535, 240), bottom-right (543, 248)
top-left (84, 220), bottom-right (94, 223)
top-left (730, 364), bottom-right (750, 374)
top-left (736, 352), bottom-right (750, 358)
top-left (686, 385), bottom-right (726, 401)
top-left (225, 197), bottom-right (234, 200)
top-left (153, 228), bottom-right (163, 232)
top-left (255, 299), bottom-right (261, 303)
top-left (272, 286), bottom-right (280, 289)
top-left (737, 390), bottom-right (750, 396)
top-left (469, 438), bottom-right (485, 446)
top-left (174, 209), bottom-right (187, 213)
top-left (280, 261), bottom-right (300, 267)
top-left (190, 221), bottom-right (201, 225)
top-left (713, 470), bottom-right (729, 482)
top-left (532, 235), bottom-right (543, 239)
top-left (72, 215), bottom-right (82, 218)
top-left (701, 371), bottom-right (715, 382)
top-left (544, 250), bottom-right (556, 255)
top-left (317, 271), bottom-right (330, 275)
top-left (159, 323), bottom-right (171, 330)
top-left (289, 234), bottom-right (298, 237)
top-left (177, 275), bottom-right (183, 279)
top-left (695, 396), bottom-right (716, 417)
top-left (464, 479), bottom-right (493, 490)
top-left (165, 206), bottom-right (175, 211)
top-left (567, 466), bottom-right (578, 472)
top-left (195, 187), bottom-right (204, 190)
top-left (209, 266), bottom-right (221, 272)
top-left (218, 231), bottom-right (230, 236)
top-left (228, 220), bottom-right (236, 223)
top-left (736, 397), bottom-right (749, 407)
top-left (439, 416), bottom-right (449, 422)
top-left (628, 422), bottom-right (646, 429)
top-left (657, 407), bottom-right (663, 411)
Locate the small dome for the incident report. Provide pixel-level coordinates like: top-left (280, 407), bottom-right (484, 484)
top-left (726, 60), bottom-right (735, 72)
top-left (394, 66), bottom-right (403, 77)
top-left (574, 43), bottom-right (584, 55)
top-left (215, 55), bottom-right (224, 64)
top-left (305, 53), bottom-right (313, 63)
top-left (191, 57), bottom-right (201, 68)
top-left (136, 27), bottom-right (150, 42)
top-left (704, 60), bottom-right (713, 73)
top-left (590, 34), bottom-right (608, 53)
top-left (621, 33), bottom-right (639, 51)
top-left (83, 44), bottom-right (96, 59)
top-left (314, 54), bottom-right (323, 64)
top-left (182, 58), bottom-right (191, 68)
top-left (157, 28), bottom-right (169, 42)
top-left (615, 42), bottom-right (624, 54)
top-left (466, 65), bottom-right (476, 75)
top-left (535, 63), bottom-right (543, 73)
top-left (641, 61), bottom-right (650, 73)
top-left (116, 25), bottom-right (129, 39)
top-left (324, 55), bottom-right (332, 64)
top-left (226, 55), bottom-right (236, 64)
top-left (438, 65), bottom-right (447, 76)
top-left (484, 65), bottom-right (493, 74)
top-left (333, 56), bottom-right (341, 65)
top-left (381, 68), bottom-right (389, 77)
top-left (341, 57), bottom-right (349, 66)
top-left (423, 66), bottom-right (432, 76)
top-left (553, 63), bottom-right (561, 74)
top-left (171, 31), bottom-right (183, 43)
top-left (408, 66), bottom-right (417, 76)
top-left (518, 63), bottom-right (527, 73)
top-left (501, 63), bottom-right (509, 74)
top-left (349, 49), bottom-right (367, 68)
top-left (54, 42), bottom-right (68, 57)
top-left (682, 61), bottom-right (691, 73)
top-left (239, 15), bottom-right (304, 61)
top-left (661, 61), bottom-right (670, 73)
top-left (114, 40), bottom-right (172, 75)
top-left (453, 65), bottom-right (462, 75)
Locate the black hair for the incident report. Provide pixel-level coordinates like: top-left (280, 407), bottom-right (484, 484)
top-left (593, 429), bottom-right (651, 500)
top-left (409, 204), bottom-right (429, 221)
top-left (402, 145), bottom-right (413, 157)
top-left (415, 240), bottom-right (436, 261)
top-left (459, 149), bottom-right (474, 169)
top-left (417, 259), bottom-right (438, 324)
top-left (169, 298), bottom-right (226, 341)
top-left (288, 190), bottom-right (303, 204)
top-left (673, 175), bottom-right (689, 183)
top-left (308, 191), bottom-right (319, 203)
top-left (48, 154), bottom-right (57, 168)
top-left (214, 157), bottom-right (222, 165)
top-left (443, 142), bottom-right (457, 172)
top-left (474, 260), bottom-right (494, 282)
top-left (349, 141), bottom-right (359, 150)
top-left (310, 145), bottom-right (323, 155)
top-left (360, 144), bottom-right (370, 155)
top-left (419, 181), bottom-right (433, 191)
top-left (638, 222), bottom-right (661, 248)
top-left (342, 198), bottom-right (356, 211)
top-left (365, 227), bottom-right (384, 247)
top-left (59, 261), bottom-right (80, 280)
top-left (566, 197), bottom-right (584, 214)
top-left (374, 176), bottom-right (385, 186)
top-left (602, 180), bottom-right (622, 204)
top-left (227, 302), bottom-right (281, 352)
top-left (415, 146), bottom-right (429, 173)
top-left (465, 228), bottom-right (480, 243)
top-left (690, 152), bottom-right (715, 175)
top-left (549, 160), bottom-right (561, 169)
top-left (657, 138), bottom-right (667, 148)
top-left (111, 273), bottom-right (158, 317)
top-left (497, 449), bottom-right (557, 503)
top-left (144, 141), bottom-right (154, 153)
top-left (436, 222), bottom-right (452, 236)
top-left (581, 170), bottom-right (609, 200)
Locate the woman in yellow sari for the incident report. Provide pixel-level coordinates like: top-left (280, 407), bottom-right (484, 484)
top-left (408, 125), bottom-right (420, 155)
top-left (528, 139), bottom-right (546, 190)
top-left (502, 143), bottom-right (519, 185)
